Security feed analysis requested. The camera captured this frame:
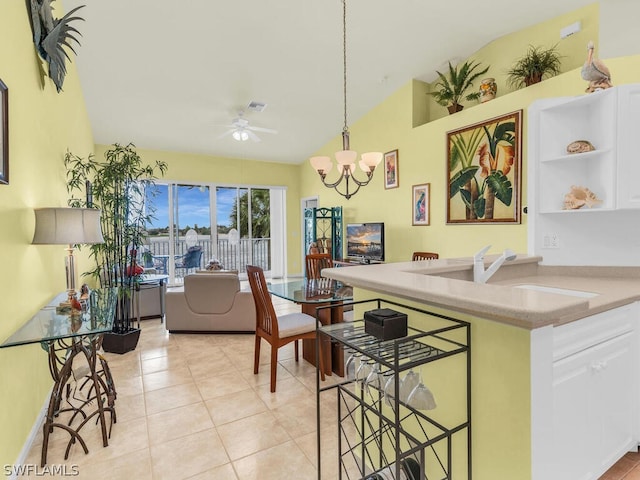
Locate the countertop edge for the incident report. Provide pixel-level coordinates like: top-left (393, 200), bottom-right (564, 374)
top-left (322, 256), bottom-right (640, 330)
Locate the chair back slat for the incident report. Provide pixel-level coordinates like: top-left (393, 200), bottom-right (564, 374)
top-left (246, 265), bottom-right (278, 338)
top-left (305, 253), bottom-right (333, 279)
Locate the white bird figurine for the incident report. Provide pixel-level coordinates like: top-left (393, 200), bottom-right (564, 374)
top-left (581, 40), bottom-right (613, 93)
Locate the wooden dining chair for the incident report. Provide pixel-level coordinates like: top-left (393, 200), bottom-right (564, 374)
top-left (305, 253), bottom-right (333, 279)
top-left (412, 251), bottom-right (439, 261)
top-left (246, 265), bottom-right (325, 392)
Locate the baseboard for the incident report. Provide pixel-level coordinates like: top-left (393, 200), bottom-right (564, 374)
top-left (8, 388), bottom-right (51, 480)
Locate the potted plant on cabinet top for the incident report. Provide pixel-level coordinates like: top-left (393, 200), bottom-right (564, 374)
top-left (506, 44), bottom-right (562, 89)
top-left (65, 143), bottom-right (167, 353)
top-left (429, 60), bottom-right (490, 114)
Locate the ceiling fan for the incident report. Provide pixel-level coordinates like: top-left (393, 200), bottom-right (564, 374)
top-left (215, 111), bottom-right (278, 142)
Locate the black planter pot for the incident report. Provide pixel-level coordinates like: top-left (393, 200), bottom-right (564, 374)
top-left (102, 328), bottom-right (141, 354)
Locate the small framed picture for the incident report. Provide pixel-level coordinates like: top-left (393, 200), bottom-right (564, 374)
top-left (384, 149), bottom-right (399, 189)
top-left (412, 183), bottom-right (430, 226)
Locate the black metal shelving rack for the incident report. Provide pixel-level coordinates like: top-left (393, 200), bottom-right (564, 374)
top-left (315, 298), bottom-right (471, 480)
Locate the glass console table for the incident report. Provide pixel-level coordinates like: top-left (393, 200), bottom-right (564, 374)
top-left (0, 288), bottom-right (118, 466)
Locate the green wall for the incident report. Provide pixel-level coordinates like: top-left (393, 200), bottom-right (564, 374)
top-left (424, 3), bottom-right (599, 122)
top-left (299, 4), bottom-right (640, 265)
top-left (0, 1), bottom-right (95, 467)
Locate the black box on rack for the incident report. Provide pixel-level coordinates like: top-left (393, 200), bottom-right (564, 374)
top-left (364, 308), bottom-right (407, 340)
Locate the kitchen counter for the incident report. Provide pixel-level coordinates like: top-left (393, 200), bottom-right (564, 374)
top-left (322, 255), bottom-right (640, 329)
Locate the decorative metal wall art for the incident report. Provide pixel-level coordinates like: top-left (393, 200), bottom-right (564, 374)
top-left (27, 0), bottom-right (85, 93)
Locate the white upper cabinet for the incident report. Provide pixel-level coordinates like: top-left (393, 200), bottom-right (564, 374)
top-left (616, 84), bottom-right (640, 209)
top-left (532, 88), bottom-right (618, 214)
top-left (530, 84), bottom-right (640, 214)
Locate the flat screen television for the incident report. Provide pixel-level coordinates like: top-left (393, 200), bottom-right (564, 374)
top-left (346, 222), bottom-right (385, 262)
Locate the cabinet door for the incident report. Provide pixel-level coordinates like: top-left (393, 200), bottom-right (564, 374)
top-left (552, 332), bottom-right (636, 480)
top-left (591, 332), bottom-right (636, 473)
top-left (553, 346), bottom-right (596, 480)
top-left (617, 84), bottom-right (640, 209)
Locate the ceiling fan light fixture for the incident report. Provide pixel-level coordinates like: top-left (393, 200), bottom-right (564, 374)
top-left (232, 129), bottom-right (249, 142)
top-left (308, 0), bottom-right (382, 200)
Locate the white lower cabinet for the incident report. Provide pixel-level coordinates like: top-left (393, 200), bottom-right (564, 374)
top-left (552, 331), bottom-right (636, 480)
top-left (532, 303), bottom-right (639, 479)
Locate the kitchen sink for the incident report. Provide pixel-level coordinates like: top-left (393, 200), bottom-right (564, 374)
top-left (513, 284), bottom-right (599, 298)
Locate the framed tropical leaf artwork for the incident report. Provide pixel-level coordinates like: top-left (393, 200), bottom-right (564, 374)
top-left (446, 110), bottom-right (522, 224)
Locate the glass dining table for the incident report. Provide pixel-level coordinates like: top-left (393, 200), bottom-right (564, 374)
top-left (268, 278), bottom-right (353, 376)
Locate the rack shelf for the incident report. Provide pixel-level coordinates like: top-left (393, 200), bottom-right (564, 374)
top-left (316, 299), bottom-right (471, 480)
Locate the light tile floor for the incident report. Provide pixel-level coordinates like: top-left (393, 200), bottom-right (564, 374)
top-left (21, 292), bottom-right (639, 480)
top-left (23, 295), bottom-right (345, 479)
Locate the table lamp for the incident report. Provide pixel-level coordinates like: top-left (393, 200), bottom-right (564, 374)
top-left (32, 207), bottom-right (104, 307)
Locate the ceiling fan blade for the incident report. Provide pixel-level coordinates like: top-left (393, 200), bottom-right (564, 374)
top-left (247, 130), bottom-right (261, 142)
top-left (248, 125), bottom-right (278, 134)
top-left (215, 129), bottom-right (234, 140)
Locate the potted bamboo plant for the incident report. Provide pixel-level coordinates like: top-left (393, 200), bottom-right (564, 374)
top-left (65, 143), bottom-right (167, 353)
top-left (429, 60), bottom-right (490, 114)
top-left (506, 44), bottom-right (562, 89)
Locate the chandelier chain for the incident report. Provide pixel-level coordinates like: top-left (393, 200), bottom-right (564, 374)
top-left (342, 0), bottom-right (348, 134)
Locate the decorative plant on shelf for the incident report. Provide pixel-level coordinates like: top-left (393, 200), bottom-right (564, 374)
top-left (429, 60), bottom-right (490, 114)
top-left (65, 143), bottom-right (167, 353)
top-left (506, 44), bottom-right (562, 89)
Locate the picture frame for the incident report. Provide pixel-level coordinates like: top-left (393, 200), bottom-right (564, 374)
top-left (384, 149), bottom-right (399, 189)
top-left (446, 110), bottom-right (522, 224)
top-left (0, 78), bottom-right (7, 185)
top-left (412, 183), bottom-right (430, 226)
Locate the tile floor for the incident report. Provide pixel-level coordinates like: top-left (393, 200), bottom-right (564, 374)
top-left (23, 295), bottom-right (347, 479)
top-left (20, 293), bottom-right (640, 480)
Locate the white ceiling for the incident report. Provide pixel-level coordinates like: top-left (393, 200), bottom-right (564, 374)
top-left (64, 0), bottom-right (595, 165)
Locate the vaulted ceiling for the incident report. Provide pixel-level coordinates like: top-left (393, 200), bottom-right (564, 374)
top-left (64, 0), bottom-right (595, 164)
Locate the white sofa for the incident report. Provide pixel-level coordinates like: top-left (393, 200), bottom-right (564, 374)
top-left (165, 273), bottom-right (256, 332)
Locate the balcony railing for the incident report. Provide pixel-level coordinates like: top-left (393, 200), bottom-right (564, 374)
top-left (145, 236), bottom-right (271, 277)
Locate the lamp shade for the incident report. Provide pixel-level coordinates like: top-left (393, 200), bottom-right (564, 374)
top-left (32, 208), bottom-right (104, 245)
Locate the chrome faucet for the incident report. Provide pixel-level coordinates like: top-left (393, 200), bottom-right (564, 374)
top-left (473, 245), bottom-right (517, 284)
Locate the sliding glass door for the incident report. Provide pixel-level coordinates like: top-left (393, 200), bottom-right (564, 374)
top-left (145, 182), bottom-right (282, 284)
top-left (215, 186), bottom-right (271, 273)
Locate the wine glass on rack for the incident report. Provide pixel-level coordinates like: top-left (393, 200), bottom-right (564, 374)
top-left (355, 358), bottom-right (374, 389)
top-left (407, 381), bottom-right (437, 410)
top-left (344, 350), bottom-right (361, 380)
top-left (364, 362), bottom-right (383, 396)
top-left (383, 371), bottom-right (397, 406)
top-left (399, 368), bottom-right (421, 403)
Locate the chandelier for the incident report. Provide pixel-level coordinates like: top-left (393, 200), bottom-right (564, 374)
top-left (309, 0), bottom-right (382, 200)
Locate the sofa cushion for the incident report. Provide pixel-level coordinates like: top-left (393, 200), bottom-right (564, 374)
top-left (183, 273), bottom-right (240, 314)
top-left (278, 312), bottom-right (317, 338)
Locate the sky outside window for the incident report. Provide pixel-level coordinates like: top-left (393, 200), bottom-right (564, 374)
top-left (146, 184), bottom-right (235, 231)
